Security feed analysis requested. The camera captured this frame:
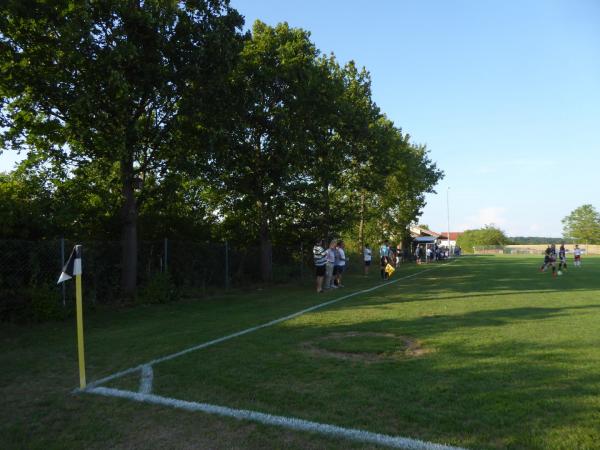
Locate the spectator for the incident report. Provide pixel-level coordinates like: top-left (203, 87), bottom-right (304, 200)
top-left (380, 254), bottom-right (389, 280)
top-left (313, 239), bottom-right (327, 293)
top-left (387, 245), bottom-right (396, 267)
top-left (325, 240), bottom-right (337, 289)
top-left (415, 245), bottom-right (422, 264)
top-left (379, 240), bottom-right (389, 258)
top-left (363, 243), bottom-right (372, 275)
top-left (396, 244), bottom-right (403, 266)
top-left (335, 240), bottom-right (346, 287)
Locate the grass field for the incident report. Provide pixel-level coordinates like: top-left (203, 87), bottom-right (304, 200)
top-left (2, 255), bottom-right (600, 449)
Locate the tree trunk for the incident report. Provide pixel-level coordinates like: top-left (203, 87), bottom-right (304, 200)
top-left (120, 155), bottom-right (138, 298)
top-left (259, 216), bottom-right (273, 282)
top-left (358, 190), bottom-right (365, 252)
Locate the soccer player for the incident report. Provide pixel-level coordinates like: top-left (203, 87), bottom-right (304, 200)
top-left (540, 246), bottom-right (551, 272)
top-left (574, 244), bottom-right (582, 267)
top-left (549, 244), bottom-right (558, 277)
top-left (540, 245), bottom-right (557, 276)
top-left (558, 244), bottom-right (567, 272)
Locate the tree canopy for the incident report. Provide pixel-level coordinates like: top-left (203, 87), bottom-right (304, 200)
top-left (562, 205), bottom-right (600, 244)
top-left (1, 4), bottom-right (444, 294)
top-left (456, 225), bottom-right (509, 253)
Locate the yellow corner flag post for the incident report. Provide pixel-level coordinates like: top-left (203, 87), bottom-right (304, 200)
top-left (75, 270), bottom-right (86, 389)
top-left (58, 245), bottom-right (86, 389)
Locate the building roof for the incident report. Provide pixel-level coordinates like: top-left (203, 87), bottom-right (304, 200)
top-left (410, 226), bottom-right (441, 238)
top-left (439, 232), bottom-right (463, 241)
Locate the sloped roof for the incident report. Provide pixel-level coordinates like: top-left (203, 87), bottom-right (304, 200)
top-left (439, 232), bottom-right (463, 241)
top-left (410, 226), bottom-right (441, 237)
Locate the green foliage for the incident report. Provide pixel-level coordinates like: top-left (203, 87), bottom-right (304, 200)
top-left (29, 284), bottom-right (68, 322)
top-left (509, 237), bottom-right (565, 244)
top-left (136, 272), bottom-right (179, 305)
top-left (0, 6), bottom-right (443, 289)
top-left (457, 225), bottom-right (509, 253)
top-left (0, 0), bottom-right (245, 293)
top-left (562, 204), bottom-right (600, 244)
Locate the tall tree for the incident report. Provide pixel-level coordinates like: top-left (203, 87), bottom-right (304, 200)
top-left (0, 0), bottom-right (244, 295)
top-left (213, 21), bottom-right (320, 281)
top-left (562, 204), bottom-right (600, 244)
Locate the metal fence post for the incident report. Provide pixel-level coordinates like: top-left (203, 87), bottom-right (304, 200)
top-left (225, 240), bottom-right (229, 289)
top-left (164, 237), bottom-right (168, 273)
top-left (60, 237), bottom-right (66, 307)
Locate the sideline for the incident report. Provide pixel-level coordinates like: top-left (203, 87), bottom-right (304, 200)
top-left (85, 261), bottom-right (456, 390)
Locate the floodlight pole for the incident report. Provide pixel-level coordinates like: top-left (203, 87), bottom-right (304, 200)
top-left (447, 187), bottom-right (451, 258)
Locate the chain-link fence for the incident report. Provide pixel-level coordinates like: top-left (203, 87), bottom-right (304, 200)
top-left (0, 239), bottom-right (358, 322)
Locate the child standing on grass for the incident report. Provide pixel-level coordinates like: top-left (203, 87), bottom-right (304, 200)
top-left (380, 254), bottom-right (389, 280)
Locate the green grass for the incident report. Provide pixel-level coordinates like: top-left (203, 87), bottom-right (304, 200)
top-left (2, 256), bottom-right (600, 449)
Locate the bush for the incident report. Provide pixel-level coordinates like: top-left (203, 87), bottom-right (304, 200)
top-left (29, 284), bottom-right (69, 322)
top-left (136, 272), bottom-right (179, 304)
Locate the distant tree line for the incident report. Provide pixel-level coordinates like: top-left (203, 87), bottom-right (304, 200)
top-left (508, 237), bottom-right (565, 245)
top-left (456, 225), bottom-right (509, 253)
top-left (0, 1), bottom-right (443, 296)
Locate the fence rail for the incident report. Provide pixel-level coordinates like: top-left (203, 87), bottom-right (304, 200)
top-left (0, 239), bottom-right (335, 322)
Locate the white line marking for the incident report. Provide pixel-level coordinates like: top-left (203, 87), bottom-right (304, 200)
top-left (85, 263), bottom-right (455, 389)
top-left (88, 387), bottom-right (465, 450)
top-left (139, 365), bottom-right (153, 394)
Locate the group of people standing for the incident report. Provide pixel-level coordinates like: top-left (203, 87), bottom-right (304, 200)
top-left (365, 240), bottom-right (404, 280)
top-left (313, 239), bottom-right (347, 293)
top-left (540, 244), bottom-right (583, 277)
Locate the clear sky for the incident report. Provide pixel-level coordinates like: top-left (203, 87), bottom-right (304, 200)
top-left (1, 1), bottom-right (598, 237)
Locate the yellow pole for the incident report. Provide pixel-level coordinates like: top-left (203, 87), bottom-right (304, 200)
top-left (75, 273), bottom-right (86, 389)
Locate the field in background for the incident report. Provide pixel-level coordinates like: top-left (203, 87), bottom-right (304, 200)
top-left (2, 256), bottom-right (600, 449)
top-left (474, 244), bottom-right (600, 255)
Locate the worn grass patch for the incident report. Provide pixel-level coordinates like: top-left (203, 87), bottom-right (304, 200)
top-left (301, 331), bottom-right (429, 363)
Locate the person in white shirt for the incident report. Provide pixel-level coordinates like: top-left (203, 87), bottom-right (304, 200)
top-left (335, 240), bottom-right (346, 287)
top-left (325, 240), bottom-right (337, 288)
top-left (574, 244), bottom-right (582, 267)
top-left (363, 243), bottom-right (372, 275)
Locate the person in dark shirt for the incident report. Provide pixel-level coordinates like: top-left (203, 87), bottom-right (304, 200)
top-left (558, 244), bottom-right (567, 272)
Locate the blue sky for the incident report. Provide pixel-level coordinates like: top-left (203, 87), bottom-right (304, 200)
top-left (1, 1), bottom-right (598, 236)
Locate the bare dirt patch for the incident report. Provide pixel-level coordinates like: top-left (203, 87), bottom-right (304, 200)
top-left (301, 332), bottom-right (431, 363)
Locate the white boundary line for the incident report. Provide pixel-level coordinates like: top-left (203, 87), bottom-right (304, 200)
top-left (139, 365), bottom-right (153, 394)
top-left (88, 386), bottom-right (465, 450)
top-left (82, 262), bottom-right (463, 449)
top-left (85, 263), bottom-right (454, 389)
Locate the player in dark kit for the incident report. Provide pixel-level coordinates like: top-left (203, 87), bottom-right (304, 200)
top-left (540, 246), bottom-right (551, 272)
top-left (558, 244), bottom-right (567, 272)
top-left (548, 244), bottom-right (558, 277)
top-left (540, 245), bottom-right (558, 277)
